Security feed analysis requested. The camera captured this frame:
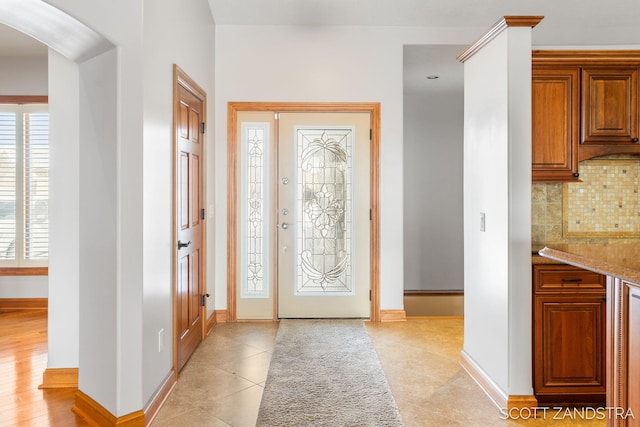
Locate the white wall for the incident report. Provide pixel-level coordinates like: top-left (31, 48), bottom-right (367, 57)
top-left (0, 276), bottom-right (47, 297)
top-left (47, 0), bottom-right (145, 416)
top-left (461, 26), bottom-right (533, 398)
top-left (141, 0), bottom-right (215, 405)
top-left (40, 0), bottom-right (216, 415)
top-left (506, 28), bottom-right (535, 398)
top-left (214, 25), bottom-right (480, 311)
top-left (0, 56), bottom-right (47, 95)
top-left (47, 49), bottom-right (79, 368)
top-left (77, 47), bottom-right (120, 413)
top-left (403, 91), bottom-right (464, 291)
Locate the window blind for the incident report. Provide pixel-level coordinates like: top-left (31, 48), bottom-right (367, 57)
top-left (0, 112), bottom-right (16, 261)
top-left (24, 112), bottom-right (49, 260)
top-left (0, 105), bottom-right (48, 266)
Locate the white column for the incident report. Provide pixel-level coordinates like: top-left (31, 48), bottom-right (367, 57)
top-left (460, 16), bottom-right (540, 402)
top-left (47, 49), bottom-right (80, 369)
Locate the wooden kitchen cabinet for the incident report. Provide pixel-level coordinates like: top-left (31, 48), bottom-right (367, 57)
top-left (532, 51), bottom-right (640, 181)
top-left (627, 285), bottom-right (640, 427)
top-left (581, 68), bottom-right (639, 156)
top-left (533, 264), bottom-right (607, 405)
top-left (532, 67), bottom-right (580, 181)
top-left (609, 279), bottom-right (640, 426)
top-left (538, 244), bottom-right (640, 425)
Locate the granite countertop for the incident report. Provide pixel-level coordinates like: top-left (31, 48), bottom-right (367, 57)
top-left (532, 245), bottom-right (564, 265)
top-left (539, 241), bottom-right (640, 284)
top-left (531, 253), bottom-right (564, 265)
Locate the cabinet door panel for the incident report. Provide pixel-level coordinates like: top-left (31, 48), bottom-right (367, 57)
top-left (532, 68), bottom-right (580, 181)
top-left (534, 296), bottom-right (606, 395)
top-left (582, 68), bottom-right (638, 144)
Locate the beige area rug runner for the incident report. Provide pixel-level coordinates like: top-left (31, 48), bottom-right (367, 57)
top-left (256, 319), bottom-right (403, 426)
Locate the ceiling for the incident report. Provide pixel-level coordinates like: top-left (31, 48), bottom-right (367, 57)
top-left (2, 1), bottom-right (638, 95)
top-left (207, 0), bottom-right (639, 96)
top-left (403, 45), bottom-right (465, 96)
top-left (207, 0), bottom-right (640, 46)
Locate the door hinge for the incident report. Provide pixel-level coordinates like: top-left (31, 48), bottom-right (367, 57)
top-left (369, 209), bottom-right (372, 221)
top-left (201, 293), bottom-right (210, 307)
top-left (201, 208), bottom-right (205, 220)
top-left (369, 128), bottom-right (372, 140)
top-left (369, 290), bottom-right (372, 301)
top-left (201, 122), bottom-right (206, 134)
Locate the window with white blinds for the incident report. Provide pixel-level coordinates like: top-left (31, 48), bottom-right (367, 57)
top-left (0, 104), bottom-right (48, 266)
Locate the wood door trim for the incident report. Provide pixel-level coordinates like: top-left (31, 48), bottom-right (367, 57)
top-left (227, 102), bottom-right (381, 322)
top-left (0, 267), bottom-right (48, 276)
top-left (0, 95), bottom-right (48, 104)
top-left (172, 65), bottom-right (207, 373)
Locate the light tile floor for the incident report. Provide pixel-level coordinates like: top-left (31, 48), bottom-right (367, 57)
top-left (152, 318), bottom-right (606, 427)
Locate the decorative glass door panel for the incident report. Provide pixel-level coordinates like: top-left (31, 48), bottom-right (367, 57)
top-left (296, 128), bottom-right (353, 294)
top-left (236, 112), bottom-right (276, 320)
top-left (242, 123), bottom-right (269, 298)
top-left (278, 113), bottom-right (370, 318)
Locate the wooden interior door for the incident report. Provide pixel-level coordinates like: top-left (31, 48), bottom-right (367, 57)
top-left (175, 69), bottom-right (205, 371)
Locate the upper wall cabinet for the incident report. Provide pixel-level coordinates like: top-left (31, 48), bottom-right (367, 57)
top-left (580, 68), bottom-right (639, 157)
top-left (532, 51), bottom-right (640, 182)
top-left (532, 67), bottom-right (580, 181)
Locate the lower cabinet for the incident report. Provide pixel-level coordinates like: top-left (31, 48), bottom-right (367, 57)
top-left (533, 264), bottom-right (607, 405)
top-left (626, 285), bottom-right (640, 427)
top-left (609, 279), bottom-right (640, 427)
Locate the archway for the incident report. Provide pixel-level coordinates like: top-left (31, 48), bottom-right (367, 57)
top-left (0, 0), bottom-right (117, 401)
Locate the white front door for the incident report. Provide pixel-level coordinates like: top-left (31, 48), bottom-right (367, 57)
top-left (277, 112), bottom-right (371, 318)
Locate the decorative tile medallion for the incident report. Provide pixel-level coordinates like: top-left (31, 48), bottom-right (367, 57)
top-left (563, 159), bottom-right (640, 238)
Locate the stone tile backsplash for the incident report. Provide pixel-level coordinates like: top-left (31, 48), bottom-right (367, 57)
top-left (565, 159), bottom-right (640, 237)
top-left (532, 156), bottom-right (640, 246)
top-left (532, 182), bottom-right (564, 245)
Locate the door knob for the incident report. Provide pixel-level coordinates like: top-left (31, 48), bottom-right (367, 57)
top-left (178, 240), bottom-right (191, 249)
top-left (281, 223), bottom-right (289, 230)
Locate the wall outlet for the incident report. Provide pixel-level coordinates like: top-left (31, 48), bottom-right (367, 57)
top-left (158, 329), bottom-right (164, 353)
top-left (480, 212), bottom-right (486, 232)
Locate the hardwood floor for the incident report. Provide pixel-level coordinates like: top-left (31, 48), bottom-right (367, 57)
top-left (0, 310), bottom-right (89, 427)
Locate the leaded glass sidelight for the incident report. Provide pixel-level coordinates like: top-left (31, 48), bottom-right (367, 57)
top-left (295, 128), bottom-right (354, 294)
top-left (241, 123), bottom-right (270, 298)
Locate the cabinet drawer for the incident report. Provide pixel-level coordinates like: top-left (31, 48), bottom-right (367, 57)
top-left (534, 264), bottom-right (606, 292)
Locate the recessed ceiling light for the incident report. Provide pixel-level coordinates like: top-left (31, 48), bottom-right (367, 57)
top-left (426, 75), bottom-right (439, 80)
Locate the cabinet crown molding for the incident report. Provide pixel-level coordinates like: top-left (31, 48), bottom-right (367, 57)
top-left (533, 50), bottom-right (640, 66)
